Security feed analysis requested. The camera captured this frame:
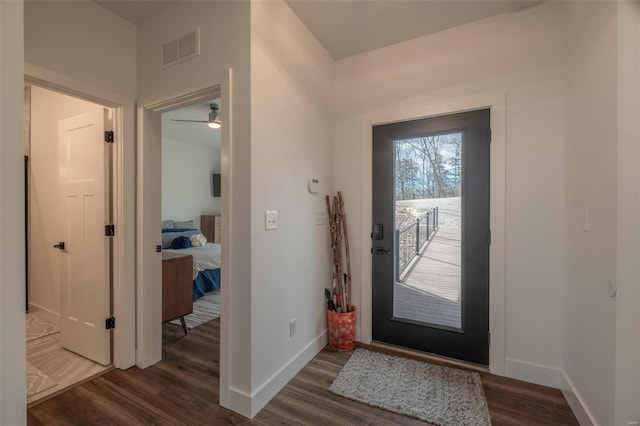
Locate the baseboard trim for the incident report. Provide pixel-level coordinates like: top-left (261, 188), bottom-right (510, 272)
top-left (247, 330), bottom-right (328, 418)
top-left (504, 358), bottom-right (561, 389)
top-left (28, 303), bottom-right (60, 326)
top-left (560, 371), bottom-right (598, 426)
top-left (227, 387), bottom-right (252, 419)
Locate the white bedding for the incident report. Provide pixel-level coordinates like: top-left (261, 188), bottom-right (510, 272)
top-left (164, 242), bottom-right (221, 279)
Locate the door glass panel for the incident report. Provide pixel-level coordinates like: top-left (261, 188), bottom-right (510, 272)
top-left (393, 132), bottom-right (462, 329)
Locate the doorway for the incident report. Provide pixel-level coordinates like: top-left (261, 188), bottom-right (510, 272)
top-left (25, 85), bottom-right (113, 403)
top-left (372, 109), bottom-right (490, 365)
top-left (160, 100), bottom-right (223, 337)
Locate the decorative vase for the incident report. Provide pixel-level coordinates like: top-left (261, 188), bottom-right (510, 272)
top-left (327, 307), bottom-right (356, 351)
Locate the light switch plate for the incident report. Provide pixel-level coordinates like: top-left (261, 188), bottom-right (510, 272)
top-left (265, 210), bottom-right (278, 230)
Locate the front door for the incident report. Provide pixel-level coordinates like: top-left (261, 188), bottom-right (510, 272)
top-left (58, 110), bottom-right (111, 366)
top-left (372, 109), bottom-right (490, 365)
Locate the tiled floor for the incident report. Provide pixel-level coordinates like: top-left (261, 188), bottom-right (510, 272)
top-left (26, 314), bottom-right (111, 404)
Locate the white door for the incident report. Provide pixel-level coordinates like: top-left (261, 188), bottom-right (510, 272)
top-left (58, 110), bottom-right (111, 366)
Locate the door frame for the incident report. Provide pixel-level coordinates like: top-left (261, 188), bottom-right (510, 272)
top-left (136, 68), bottom-right (232, 406)
top-left (360, 91), bottom-right (507, 375)
top-left (25, 62), bottom-right (137, 369)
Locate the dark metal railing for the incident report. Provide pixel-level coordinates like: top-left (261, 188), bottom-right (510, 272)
top-left (395, 207), bottom-right (438, 281)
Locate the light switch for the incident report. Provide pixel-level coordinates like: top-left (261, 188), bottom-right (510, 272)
top-left (581, 209), bottom-right (589, 232)
top-left (265, 210), bottom-right (278, 230)
top-left (316, 211), bottom-right (326, 225)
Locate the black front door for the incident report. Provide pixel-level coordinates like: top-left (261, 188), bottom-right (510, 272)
top-left (372, 109), bottom-right (490, 365)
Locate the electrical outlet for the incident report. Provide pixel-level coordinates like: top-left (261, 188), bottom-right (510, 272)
top-left (289, 319), bottom-right (296, 337)
top-left (265, 210), bottom-right (278, 230)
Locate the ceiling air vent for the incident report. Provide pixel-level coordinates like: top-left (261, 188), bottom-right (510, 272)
top-left (162, 28), bottom-right (200, 67)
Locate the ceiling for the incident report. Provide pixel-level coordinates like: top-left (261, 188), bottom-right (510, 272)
top-left (162, 100), bottom-right (221, 150)
top-left (94, 1), bottom-right (179, 26)
top-left (285, 0), bottom-right (541, 59)
top-left (94, 0), bottom-right (541, 59)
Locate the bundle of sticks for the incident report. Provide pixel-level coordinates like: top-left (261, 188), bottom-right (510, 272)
top-left (325, 191), bottom-right (352, 313)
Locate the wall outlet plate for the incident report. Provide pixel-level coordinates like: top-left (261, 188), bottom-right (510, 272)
top-left (265, 210), bottom-right (278, 230)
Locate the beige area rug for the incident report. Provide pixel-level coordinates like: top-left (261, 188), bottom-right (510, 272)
top-left (330, 349), bottom-right (491, 426)
top-left (26, 313), bottom-right (60, 342)
top-left (169, 291), bottom-right (221, 330)
top-left (26, 361), bottom-right (56, 397)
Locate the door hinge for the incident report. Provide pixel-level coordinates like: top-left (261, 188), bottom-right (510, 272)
top-left (105, 131), bottom-right (114, 143)
top-left (105, 224), bottom-right (115, 236)
top-left (488, 229), bottom-right (492, 245)
top-left (106, 317), bottom-right (115, 329)
top-left (488, 331), bottom-right (491, 347)
top-left (488, 128), bottom-right (492, 144)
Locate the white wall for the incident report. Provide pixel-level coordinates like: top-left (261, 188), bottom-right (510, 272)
top-left (615, 4), bottom-right (640, 424)
top-left (24, 1), bottom-right (137, 96)
top-left (29, 86), bottom-right (104, 322)
top-left (0, 0), bottom-right (25, 423)
top-left (564, 3), bottom-right (618, 424)
top-left (249, 0), bottom-right (334, 415)
top-left (161, 136), bottom-right (221, 226)
top-left (334, 2), bottom-right (566, 387)
top-left (137, 0), bottom-right (252, 412)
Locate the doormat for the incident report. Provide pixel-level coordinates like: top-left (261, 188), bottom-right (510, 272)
top-left (26, 313), bottom-right (60, 342)
top-left (330, 349), bottom-right (491, 426)
top-left (26, 361), bottom-right (56, 397)
top-left (169, 291), bottom-right (220, 330)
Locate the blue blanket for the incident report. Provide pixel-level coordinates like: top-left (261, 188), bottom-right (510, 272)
top-left (193, 268), bottom-right (220, 301)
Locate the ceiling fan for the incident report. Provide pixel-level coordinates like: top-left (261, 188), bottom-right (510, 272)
top-left (171, 103), bottom-right (221, 129)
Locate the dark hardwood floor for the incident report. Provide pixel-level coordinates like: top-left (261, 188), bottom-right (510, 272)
top-left (28, 319), bottom-right (578, 425)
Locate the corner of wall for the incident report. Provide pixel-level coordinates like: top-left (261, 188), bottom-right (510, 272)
top-left (560, 370), bottom-right (598, 426)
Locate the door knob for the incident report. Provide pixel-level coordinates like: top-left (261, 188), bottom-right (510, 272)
top-left (53, 242), bottom-right (65, 250)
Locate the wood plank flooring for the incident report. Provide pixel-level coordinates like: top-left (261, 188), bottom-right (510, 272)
top-left (28, 318), bottom-right (578, 425)
top-left (394, 227), bottom-right (462, 329)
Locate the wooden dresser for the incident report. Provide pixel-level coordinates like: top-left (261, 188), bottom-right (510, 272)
top-left (162, 252), bottom-right (193, 334)
top-left (201, 215), bottom-right (221, 243)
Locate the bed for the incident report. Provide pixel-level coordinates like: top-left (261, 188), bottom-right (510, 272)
top-left (161, 219), bottom-right (221, 301)
top-left (163, 242), bottom-right (221, 301)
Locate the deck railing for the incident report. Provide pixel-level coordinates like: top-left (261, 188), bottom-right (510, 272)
top-left (395, 207), bottom-right (438, 281)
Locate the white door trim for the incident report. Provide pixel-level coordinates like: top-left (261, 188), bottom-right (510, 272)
top-left (24, 62), bottom-right (137, 369)
top-left (136, 68), bottom-right (232, 406)
top-left (359, 91), bottom-right (507, 375)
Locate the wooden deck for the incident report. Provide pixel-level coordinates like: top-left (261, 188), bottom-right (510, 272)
top-left (393, 226), bottom-right (462, 329)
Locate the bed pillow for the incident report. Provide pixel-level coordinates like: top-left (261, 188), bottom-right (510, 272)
top-left (162, 219), bottom-right (174, 229)
top-left (161, 229), bottom-right (201, 249)
top-left (174, 220), bottom-right (195, 229)
top-left (171, 236), bottom-right (191, 249)
top-left (164, 228), bottom-right (195, 233)
top-left (190, 234), bottom-right (207, 247)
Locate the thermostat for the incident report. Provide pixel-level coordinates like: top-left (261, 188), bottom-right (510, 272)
top-left (308, 178), bottom-right (320, 194)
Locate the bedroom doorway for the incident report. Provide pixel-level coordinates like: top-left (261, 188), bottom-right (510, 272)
top-left (24, 85), bottom-right (113, 403)
top-left (137, 75), bottom-right (232, 407)
top-left (160, 100), bottom-right (223, 336)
